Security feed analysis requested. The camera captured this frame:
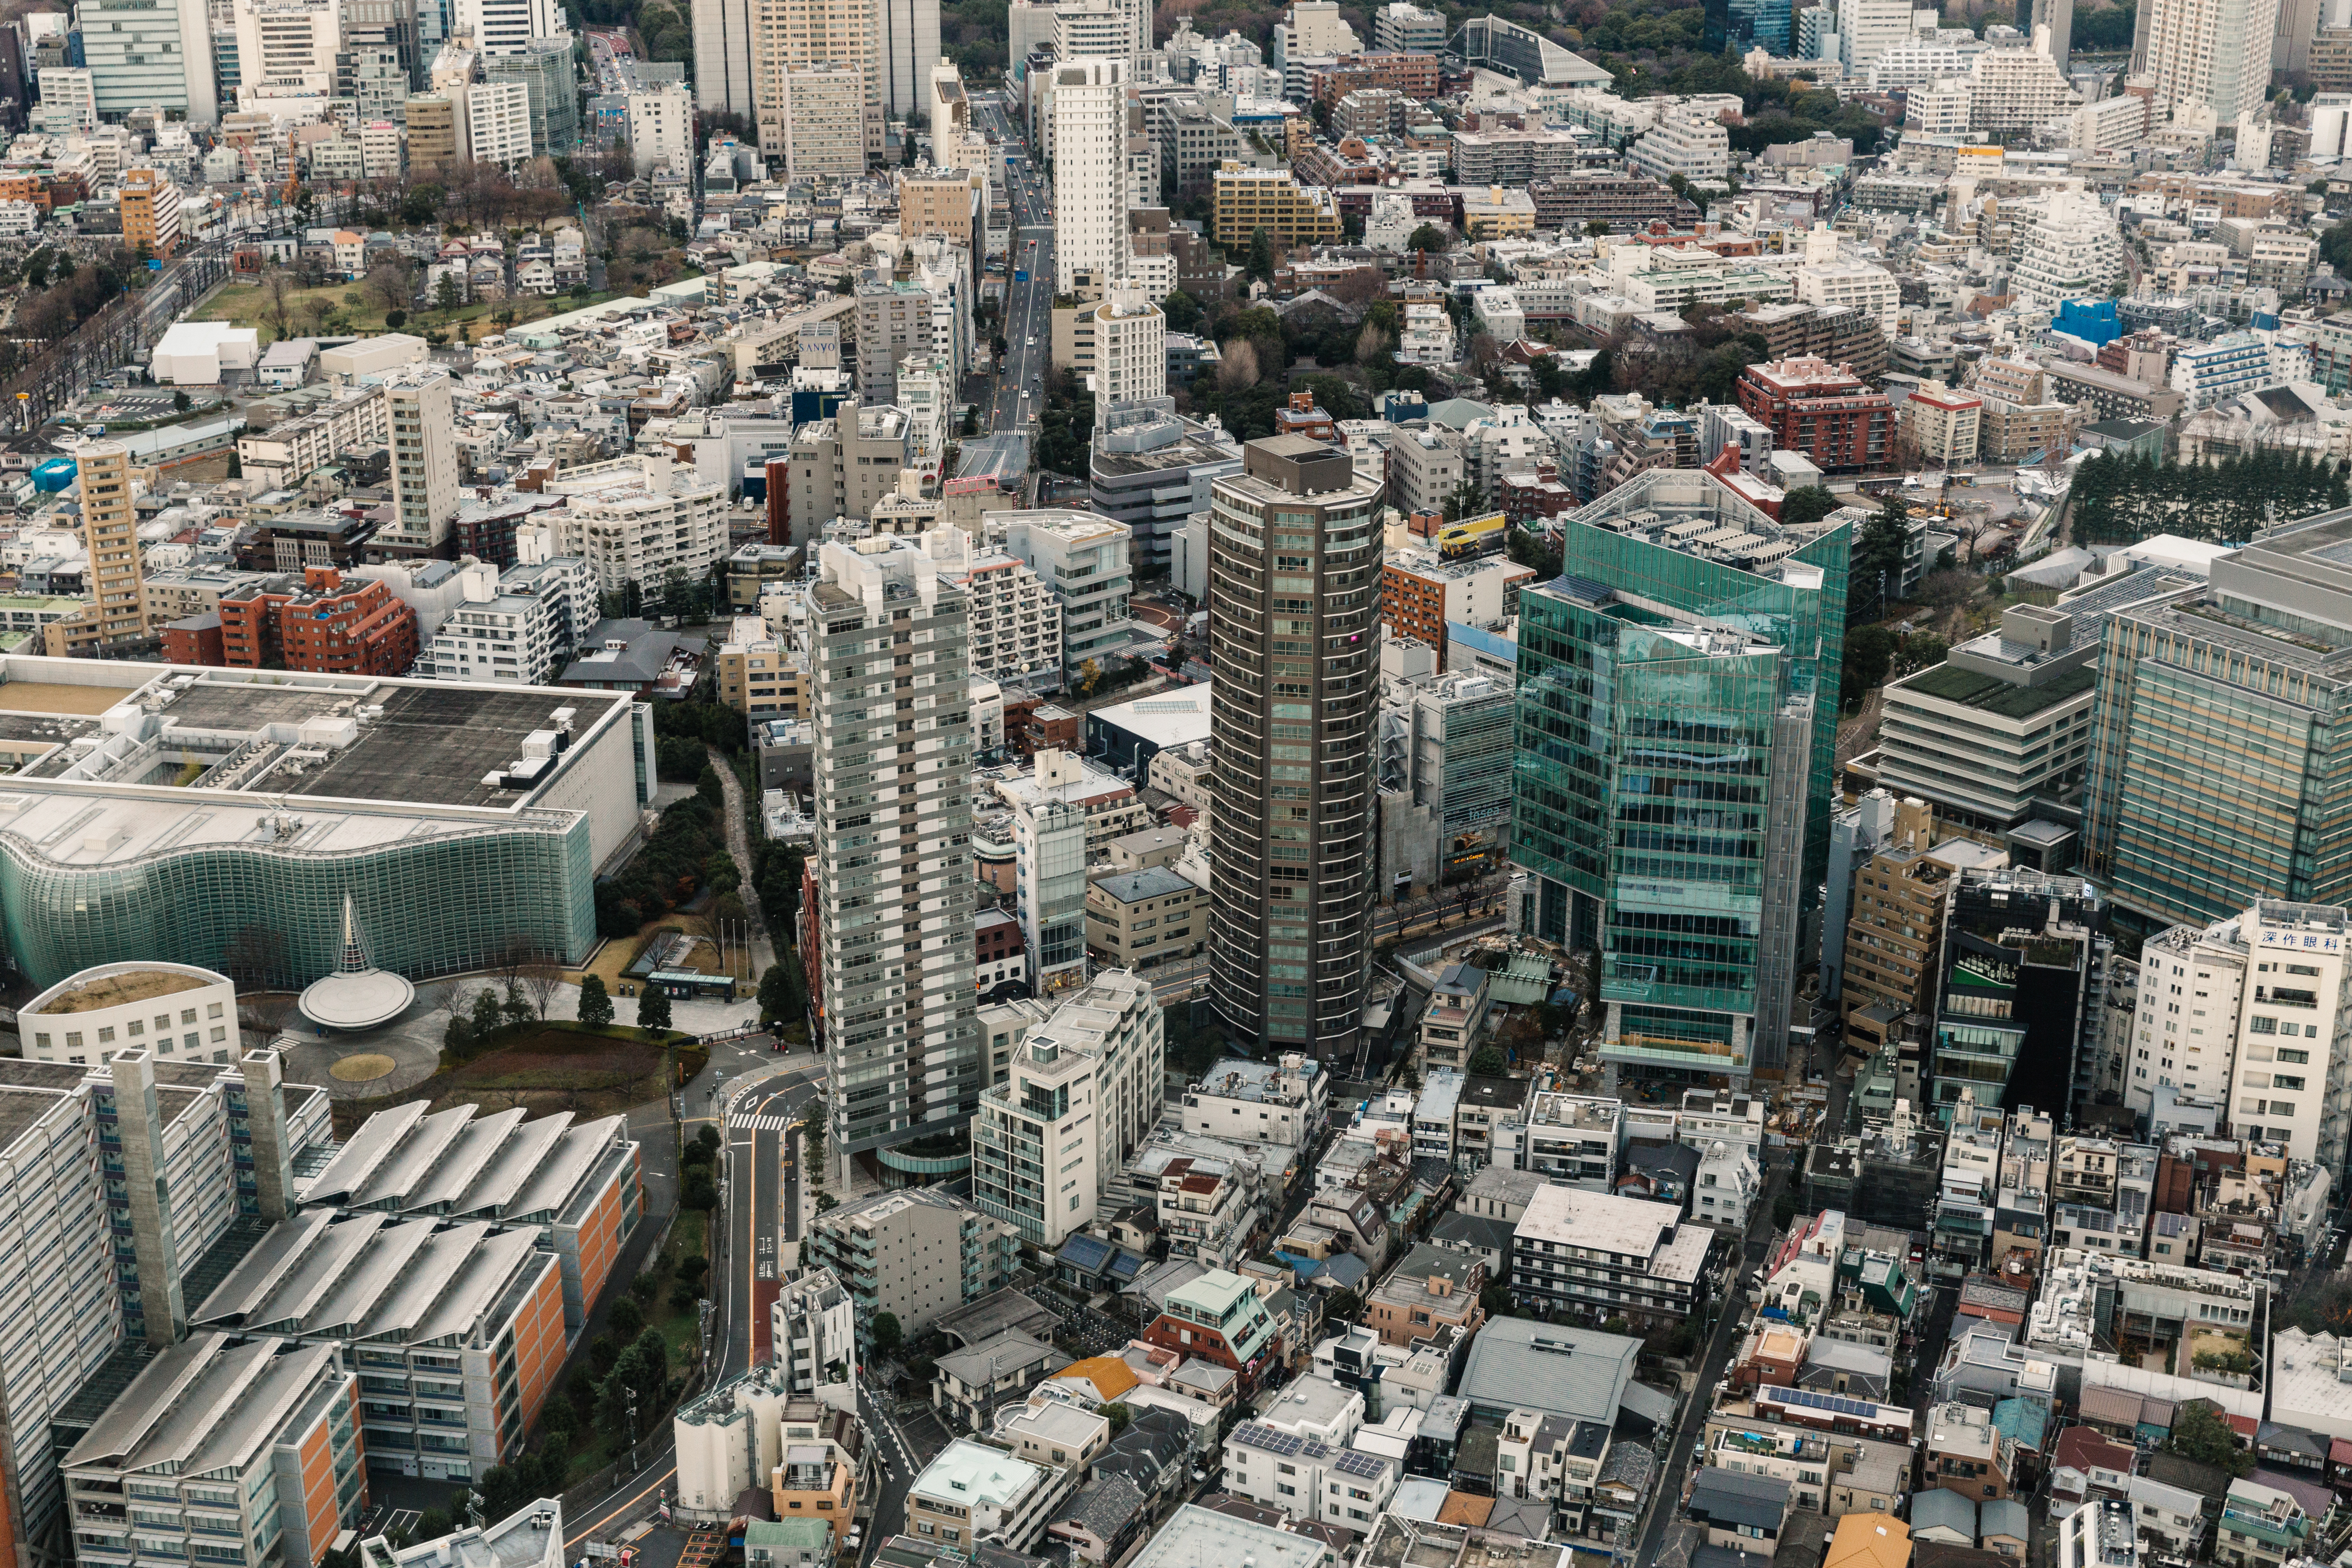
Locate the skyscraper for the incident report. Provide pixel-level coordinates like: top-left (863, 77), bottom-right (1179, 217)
top-left (1050, 57), bottom-right (1126, 294)
top-left (1510, 470), bottom-right (1849, 1088)
top-left (2134, 0), bottom-right (2280, 126)
top-left (811, 535), bottom-right (980, 1158)
top-left (691, 0), bottom-right (754, 116)
top-left (76, 441), bottom-right (148, 648)
top-left (1205, 436), bottom-right (1383, 1058)
top-left (875, 0), bottom-right (939, 116)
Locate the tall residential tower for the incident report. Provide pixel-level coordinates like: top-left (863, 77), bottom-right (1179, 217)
top-left (1205, 436), bottom-right (1383, 1058)
top-left (1050, 57), bottom-right (1127, 294)
top-left (811, 535), bottom-right (980, 1159)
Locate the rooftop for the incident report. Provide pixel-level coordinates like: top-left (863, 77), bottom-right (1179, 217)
top-left (26, 963), bottom-right (217, 1015)
top-left (909, 1439), bottom-right (1045, 1508)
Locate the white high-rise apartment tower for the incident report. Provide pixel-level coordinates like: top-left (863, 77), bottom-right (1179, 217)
top-left (692, 0), bottom-right (754, 115)
top-left (1051, 57), bottom-right (1127, 294)
top-left (1835, 0), bottom-right (1914, 71)
top-left (2124, 901), bottom-right (2352, 1172)
top-left (876, 0), bottom-right (940, 116)
top-left (383, 370), bottom-right (461, 555)
top-left (811, 535), bottom-right (980, 1160)
top-left (753, 0), bottom-right (883, 169)
top-left (2135, 0), bottom-right (2280, 126)
top-left (234, 0), bottom-right (341, 100)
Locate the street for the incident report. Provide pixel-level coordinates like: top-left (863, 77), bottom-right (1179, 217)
top-left (974, 95), bottom-right (1053, 431)
top-left (1633, 1149), bottom-right (1795, 1568)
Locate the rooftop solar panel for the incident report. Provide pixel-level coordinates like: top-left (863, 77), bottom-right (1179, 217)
top-left (1332, 1451), bottom-right (1387, 1480)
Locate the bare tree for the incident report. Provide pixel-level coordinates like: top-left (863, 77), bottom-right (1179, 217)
top-left (1353, 322), bottom-right (1392, 366)
top-left (238, 992), bottom-right (295, 1044)
top-left (263, 270), bottom-right (293, 342)
top-left (491, 935), bottom-right (535, 1003)
top-left (1216, 336), bottom-right (1261, 392)
top-left (517, 956), bottom-right (564, 1022)
top-left (366, 261), bottom-right (412, 313)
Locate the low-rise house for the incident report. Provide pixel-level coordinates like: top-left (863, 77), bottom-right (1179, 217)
top-left (1687, 1468), bottom-right (1791, 1555)
top-left (1363, 1243), bottom-right (1486, 1348)
top-left (905, 1441), bottom-right (1067, 1553)
top-left (1925, 1401), bottom-right (2017, 1502)
top-left (2216, 1478), bottom-right (2310, 1566)
top-left (1420, 964), bottom-right (1491, 1067)
top-left (933, 1332), bottom-right (1063, 1431)
top-left (995, 1396), bottom-right (1111, 1474)
top-left (1045, 1474), bottom-right (1148, 1565)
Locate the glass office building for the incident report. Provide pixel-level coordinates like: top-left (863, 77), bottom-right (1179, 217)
top-left (2083, 508), bottom-right (2352, 931)
top-left (1511, 472), bottom-right (1849, 1085)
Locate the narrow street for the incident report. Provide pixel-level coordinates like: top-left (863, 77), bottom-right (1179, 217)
top-left (1634, 1150), bottom-right (1795, 1568)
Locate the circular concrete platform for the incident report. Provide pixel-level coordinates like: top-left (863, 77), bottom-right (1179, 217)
top-left (300, 967), bottom-right (417, 1031)
top-left (329, 1052), bottom-right (398, 1083)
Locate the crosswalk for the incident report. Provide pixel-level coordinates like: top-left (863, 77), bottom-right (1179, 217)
top-left (732, 1114), bottom-right (795, 1132)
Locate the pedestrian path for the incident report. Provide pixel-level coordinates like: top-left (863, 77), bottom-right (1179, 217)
top-left (731, 1112), bottom-right (796, 1131)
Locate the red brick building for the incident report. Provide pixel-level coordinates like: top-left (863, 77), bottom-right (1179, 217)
top-left (1273, 391), bottom-right (1340, 445)
top-left (1734, 355), bottom-right (1894, 473)
top-left (160, 613), bottom-right (225, 666)
top-left (211, 566), bottom-right (419, 675)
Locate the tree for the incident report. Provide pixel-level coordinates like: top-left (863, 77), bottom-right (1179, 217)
top-left (1779, 486), bottom-right (1842, 528)
top-left (608, 1296), bottom-right (646, 1340)
top-left (1407, 223), bottom-right (1448, 253)
top-left (1842, 624), bottom-right (1898, 705)
top-left (172, 389), bottom-right (191, 412)
top-left (636, 986), bottom-right (673, 1031)
top-left (1161, 289), bottom-right (1203, 334)
top-left (758, 962), bottom-right (804, 1026)
top-left (1324, 1289), bottom-right (1363, 1322)
top-left (1216, 336), bottom-right (1261, 391)
top-left (435, 273), bottom-right (462, 313)
top-left (516, 954), bottom-right (563, 1020)
top-left (578, 973), bottom-right (614, 1028)
top-left (413, 1510), bottom-right (453, 1544)
top-left (695, 764), bottom-right (726, 811)
top-left (681, 1167), bottom-right (718, 1210)
top-left (2169, 1401), bottom-right (2253, 1476)
top-left (1466, 1046), bottom-right (1508, 1077)
top-left (1103, 1403), bottom-right (1133, 1434)
top-left (1245, 226), bottom-right (1275, 283)
top-left (869, 1311), bottom-right (904, 1357)
top-left (1851, 498), bottom-right (1913, 617)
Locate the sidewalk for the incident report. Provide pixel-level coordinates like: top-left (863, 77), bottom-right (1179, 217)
top-left (706, 745), bottom-right (780, 980)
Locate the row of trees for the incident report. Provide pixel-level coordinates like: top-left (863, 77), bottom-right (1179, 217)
top-left (2070, 447), bottom-right (2352, 545)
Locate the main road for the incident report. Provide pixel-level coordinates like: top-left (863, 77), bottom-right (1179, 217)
top-left (563, 1055), bottom-right (831, 1552)
top-left (973, 94), bottom-right (1055, 432)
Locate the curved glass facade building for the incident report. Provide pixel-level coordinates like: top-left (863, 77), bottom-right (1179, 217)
top-left (0, 657), bottom-right (651, 991)
top-left (0, 812), bottom-right (594, 990)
